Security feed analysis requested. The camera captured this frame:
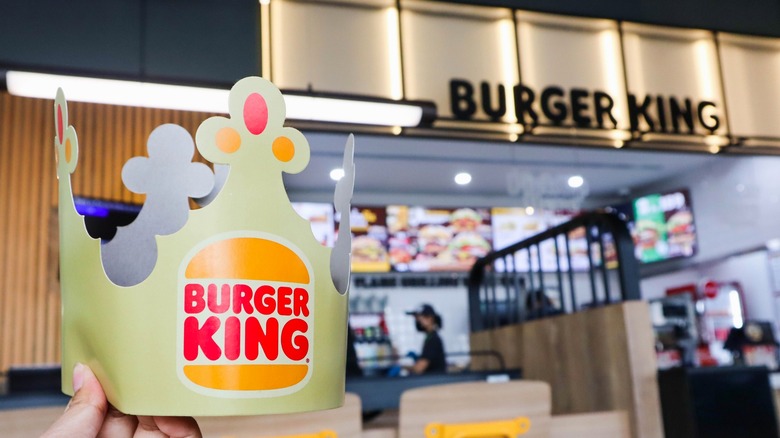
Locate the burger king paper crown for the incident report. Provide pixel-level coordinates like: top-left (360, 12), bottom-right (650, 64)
top-left (54, 76), bottom-right (355, 416)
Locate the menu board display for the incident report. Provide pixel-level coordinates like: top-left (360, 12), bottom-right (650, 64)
top-left (290, 192), bottom-right (695, 273)
top-left (347, 206), bottom-right (392, 273)
top-left (491, 208), bottom-right (574, 272)
top-left (632, 190), bottom-right (696, 263)
top-left (387, 206), bottom-right (492, 272)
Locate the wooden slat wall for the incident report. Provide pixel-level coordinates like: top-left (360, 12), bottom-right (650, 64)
top-left (0, 91), bottom-right (212, 372)
top-left (470, 302), bottom-right (664, 438)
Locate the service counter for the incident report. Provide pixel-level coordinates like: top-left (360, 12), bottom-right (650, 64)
top-left (346, 369), bottom-right (521, 412)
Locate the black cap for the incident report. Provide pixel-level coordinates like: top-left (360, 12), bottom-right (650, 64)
top-left (406, 303), bottom-right (436, 317)
top-left (407, 304), bottom-right (442, 328)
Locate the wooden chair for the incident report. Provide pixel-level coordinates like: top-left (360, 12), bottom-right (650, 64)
top-left (197, 393), bottom-right (363, 438)
top-left (361, 428), bottom-right (398, 438)
top-left (398, 381), bottom-right (551, 438)
top-left (550, 411), bottom-right (630, 438)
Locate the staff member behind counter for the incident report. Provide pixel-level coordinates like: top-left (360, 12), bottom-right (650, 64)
top-left (406, 304), bottom-right (447, 374)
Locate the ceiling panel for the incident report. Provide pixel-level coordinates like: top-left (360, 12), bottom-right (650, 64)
top-left (285, 132), bottom-right (717, 207)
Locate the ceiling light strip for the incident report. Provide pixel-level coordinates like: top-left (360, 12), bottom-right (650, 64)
top-left (4, 71), bottom-right (424, 127)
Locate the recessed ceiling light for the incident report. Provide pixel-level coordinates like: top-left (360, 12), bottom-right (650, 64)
top-left (568, 175), bottom-right (584, 188)
top-left (525, 206), bottom-right (535, 215)
top-left (259, 0), bottom-right (270, 5)
top-left (454, 172), bottom-right (472, 185)
top-left (330, 168), bottom-right (345, 181)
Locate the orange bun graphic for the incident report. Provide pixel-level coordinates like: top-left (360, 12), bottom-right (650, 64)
top-left (185, 238), bottom-right (310, 283)
top-left (178, 235), bottom-right (314, 395)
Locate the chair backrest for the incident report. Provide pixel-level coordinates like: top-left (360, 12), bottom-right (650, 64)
top-left (550, 411), bottom-right (630, 438)
top-left (1, 405), bottom-right (64, 437)
top-left (198, 392), bottom-right (362, 438)
top-left (398, 380), bottom-right (551, 438)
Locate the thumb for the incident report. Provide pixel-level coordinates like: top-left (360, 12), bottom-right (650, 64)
top-left (42, 364), bottom-right (108, 438)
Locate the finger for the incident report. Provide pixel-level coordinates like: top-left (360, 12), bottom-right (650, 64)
top-left (97, 404), bottom-right (138, 438)
top-left (42, 363), bottom-right (107, 438)
top-left (153, 416), bottom-right (202, 438)
top-left (133, 415), bottom-right (202, 438)
top-left (134, 416), bottom-right (168, 438)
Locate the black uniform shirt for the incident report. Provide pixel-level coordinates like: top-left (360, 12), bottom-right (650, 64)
top-left (420, 330), bottom-right (446, 373)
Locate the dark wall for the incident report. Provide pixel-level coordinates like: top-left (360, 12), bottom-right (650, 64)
top-left (453, 0), bottom-right (780, 38)
top-left (0, 0), bottom-right (259, 86)
top-left (0, 1), bottom-right (142, 76)
top-left (1, 0), bottom-right (778, 86)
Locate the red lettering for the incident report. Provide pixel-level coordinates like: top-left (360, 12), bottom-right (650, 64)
top-left (278, 287), bottom-right (293, 316)
top-left (183, 281), bottom-right (314, 363)
top-left (184, 284), bottom-right (205, 314)
top-left (293, 288), bottom-right (309, 317)
top-left (254, 285), bottom-right (276, 315)
top-left (208, 284), bottom-right (231, 313)
top-left (232, 284), bottom-right (254, 314)
top-left (183, 316), bottom-right (221, 361)
top-left (224, 316), bottom-right (241, 361)
top-left (245, 317), bottom-right (279, 361)
top-left (282, 318), bottom-right (309, 361)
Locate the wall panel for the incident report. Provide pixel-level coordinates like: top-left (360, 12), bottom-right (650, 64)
top-left (470, 301), bottom-right (663, 438)
top-left (0, 91), bottom-right (213, 372)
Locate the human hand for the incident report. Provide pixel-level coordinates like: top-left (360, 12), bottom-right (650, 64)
top-left (42, 363), bottom-right (202, 438)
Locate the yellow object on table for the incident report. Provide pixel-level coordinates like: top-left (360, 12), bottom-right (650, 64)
top-left (425, 417), bottom-right (530, 437)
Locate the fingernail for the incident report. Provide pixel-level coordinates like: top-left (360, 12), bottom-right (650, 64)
top-left (73, 363), bottom-right (86, 392)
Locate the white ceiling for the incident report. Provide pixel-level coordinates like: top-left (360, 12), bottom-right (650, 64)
top-left (285, 132), bottom-right (719, 208)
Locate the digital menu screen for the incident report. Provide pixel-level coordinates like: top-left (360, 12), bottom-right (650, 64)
top-left (290, 191), bottom-right (695, 274)
top-left (632, 189), bottom-right (696, 263)
top-left (387, 206), bottom-right (492, 272)
top-left (491, 208), bottom-right (574, 272)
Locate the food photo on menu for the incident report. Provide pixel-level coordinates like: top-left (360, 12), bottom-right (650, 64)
top-left (632, 189), bottom-right (697, 263)
top-left (342, 205), bottom-right (391, 272)
top-left (666, 206), bottom-right (696, 257)
top-left (387, 206), bottom-right (493, 272)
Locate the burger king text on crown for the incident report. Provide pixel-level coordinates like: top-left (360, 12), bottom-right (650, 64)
top-left (183, 283), bottom-right (311, 362)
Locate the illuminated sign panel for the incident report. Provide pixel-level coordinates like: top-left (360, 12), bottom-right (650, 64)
top-left (514, 12), bottom-right (630, 138)
top-left (260, 2), bottom-right (780, 153)
top-left (400, 1), bottom-right (518, 125)
top-left (718, 33), bottom-right (780, 144)
top-left (621, 24), bottom-right (727, 144)
top-left (267, 0), bottom-right (401, 99)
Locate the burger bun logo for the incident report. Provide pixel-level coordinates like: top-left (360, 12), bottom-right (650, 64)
top-left (177, 232), bottom-right (314, 398)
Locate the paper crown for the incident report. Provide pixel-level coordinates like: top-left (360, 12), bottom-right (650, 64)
top-left (55, 77), bottom-right (354, 416)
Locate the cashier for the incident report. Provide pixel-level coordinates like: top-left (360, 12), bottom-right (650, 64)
top-left (406, 304), bottom-right (447, 374)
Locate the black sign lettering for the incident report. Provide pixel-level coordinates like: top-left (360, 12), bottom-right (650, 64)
top-left (514, 84), bottom-right (538, 126)
top-left (629, 94), bottom-right (655, 132)
top-left (593, 91), bottom-right (617, 129)
top-left (669, 97), bottom-right (694, 134)
top-left (570, 88), bottom-right (591, 128)
top-left (698, 101), bottom-right (720, 134)
top-left (446, 79), bottom-right (720, 137)
top-left (449, 79), bottom-right (477, 120)
top-left (541, 86), bottom-right (567, 125)
top-left (480, 82), bottom-right (506, 122)
top-left (655, 96), bottom-right (668, 132)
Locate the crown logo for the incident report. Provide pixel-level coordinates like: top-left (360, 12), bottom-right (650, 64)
top-left (55, 77), bottom-right (354, 416)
